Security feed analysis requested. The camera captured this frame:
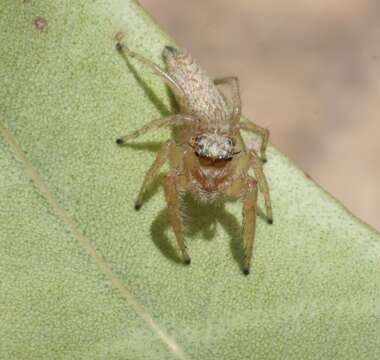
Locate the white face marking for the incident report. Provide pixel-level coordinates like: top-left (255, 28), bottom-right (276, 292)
top-left (209, 143), bottom-right (220, 157)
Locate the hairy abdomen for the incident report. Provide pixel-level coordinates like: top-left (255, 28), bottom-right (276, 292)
top-left (164, 48), bottom-right (229, 128)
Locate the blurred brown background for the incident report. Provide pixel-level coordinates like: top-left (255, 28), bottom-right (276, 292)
top-left (140, 0), bottom-right (380, 231)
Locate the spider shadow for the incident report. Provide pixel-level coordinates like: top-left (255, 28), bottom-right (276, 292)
top-left (118, 49), bottom-right (178, 118)
top-left (256, 206), bottom-right (268, 223)
top-left (117, 49), bottom-right (179, 149)
top-left (150, 193), bottom-right (248, 274)
top-left (124, 141), bottom-right (162, 153)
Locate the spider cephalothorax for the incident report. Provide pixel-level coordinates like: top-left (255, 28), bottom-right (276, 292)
top-left (116, 42), bottom-right (273, 274)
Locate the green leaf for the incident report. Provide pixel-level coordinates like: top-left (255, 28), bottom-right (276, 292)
top-left (1, 1), bottom-right (380, 359)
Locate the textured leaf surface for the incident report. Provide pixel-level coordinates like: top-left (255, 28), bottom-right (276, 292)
top-left (1, 1), bottom-right (380, 359)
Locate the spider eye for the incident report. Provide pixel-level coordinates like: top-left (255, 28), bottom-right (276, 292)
top-left (195, 135), bottom-right (205, 143)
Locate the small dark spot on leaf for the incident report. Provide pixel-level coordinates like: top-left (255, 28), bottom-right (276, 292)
top-left (34, 16), bottom-right (47, 32)
top-left (304, 172), bottom-right (312, 180)
top-left (114, 31), bottom-right (125, 42)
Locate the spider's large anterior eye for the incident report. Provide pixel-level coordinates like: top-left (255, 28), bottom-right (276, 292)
top-left (196, 135), bottom-right (207, 144)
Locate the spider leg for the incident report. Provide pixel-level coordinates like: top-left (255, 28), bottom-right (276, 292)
top-left (214, 76), bottom-right (241, 123)
top-left (222, 174), bottom-right (258, 275)
top-left (164, 171), bottom-right (191, 265)
top-left (116, 115), bottom-right (177, 145)
top-left (242, 177), bottom-right (258, 275)
top-left (134, 140), bottom-right (173, 210)
top-left (116, 42), bottom-right (186, 103)
top-left (239, 121), bottom-right (270, 162)
top-left (250, 150), bottom-right (273, 224)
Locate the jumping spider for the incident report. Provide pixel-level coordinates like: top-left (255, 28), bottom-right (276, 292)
top-left (116, 42), bottom-right (273, 275)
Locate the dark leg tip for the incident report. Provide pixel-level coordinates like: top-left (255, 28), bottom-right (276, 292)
top-left (164, 45), bottom-right (178, 54)
top-left (243, 268), bottom-right (250, 276)
top-left (116, 138), bottom-right (124, 145)
top-left (116, 42), bottom-right (123, 51)
top-left (267, 218), bottom-right (273, 225)
top-left (134, 203), bottom-right (142, 210)
top-left (262, 158), bottom-right (268, 164)
top-left (184, 257), bottom-right (191, 265)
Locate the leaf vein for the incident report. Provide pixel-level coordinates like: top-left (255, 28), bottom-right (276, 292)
top-left (0, 122), bottom-right (189, 360)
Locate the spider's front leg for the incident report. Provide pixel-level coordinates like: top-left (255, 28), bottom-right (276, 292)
top-left (164, 171), bottom-right (191, 265)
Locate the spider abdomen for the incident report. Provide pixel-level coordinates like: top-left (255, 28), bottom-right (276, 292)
top-left (163, 47), bottom-right (230, 128)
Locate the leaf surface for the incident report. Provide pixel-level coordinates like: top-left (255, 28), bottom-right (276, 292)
top-left (1, 1), bottom-right (380, 359)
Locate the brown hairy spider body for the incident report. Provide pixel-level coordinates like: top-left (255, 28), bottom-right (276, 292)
top-left (116, 43), bottom-right (273, 274)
